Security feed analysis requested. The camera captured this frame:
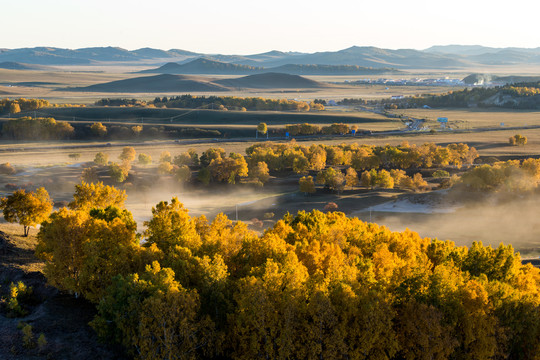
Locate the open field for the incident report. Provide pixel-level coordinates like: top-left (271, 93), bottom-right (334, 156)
top-left (0, 68), bottom-right (461, 104)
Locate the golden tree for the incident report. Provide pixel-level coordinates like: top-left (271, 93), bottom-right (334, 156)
top-left (0, 187), bottom-right (53, 236)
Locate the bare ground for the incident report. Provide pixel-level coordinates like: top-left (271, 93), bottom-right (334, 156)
top-left (0, 224), bottom-right (126, 360)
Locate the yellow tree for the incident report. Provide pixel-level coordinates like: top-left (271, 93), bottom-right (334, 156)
top-left (299, 176), bottom-right (316, 195)
top-left (94, 152), bottom-right (109, 165)
top-left (36, 206), bottom-right (140, 302)
top-left (345, 167), bottom-right (359, 188)
top-left (144, 197), bottom-right (201, 252)
top-left (69, 182), bottom-right (126, 211)
top-left (119, 146), bottom-right (136, 162)
top-left (249, 161), bottom-right (270, 184)
top-left (90, 122), bottom-right (107, 138)
top-left (0, 187), bottom-right (53, 236)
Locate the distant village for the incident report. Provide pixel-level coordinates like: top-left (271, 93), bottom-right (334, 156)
top-left (342, 77), bottom-right (465, 86)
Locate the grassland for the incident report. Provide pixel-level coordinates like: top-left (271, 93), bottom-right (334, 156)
top-left (3, 65), bottom-right (540, 255)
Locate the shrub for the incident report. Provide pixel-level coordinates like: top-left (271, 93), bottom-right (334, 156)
top-left (0, 162), bottom-right (16, 175)
top-left (432, 170), bottom-right (450, 178)
top-left (324, 202), bottom-right (339, 211)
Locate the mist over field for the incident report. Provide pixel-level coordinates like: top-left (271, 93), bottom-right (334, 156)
top-left (375, 191), bottom-right (540, 256)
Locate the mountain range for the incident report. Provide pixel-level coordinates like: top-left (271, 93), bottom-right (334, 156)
top-left (2, 45), bottom-right (540, 69)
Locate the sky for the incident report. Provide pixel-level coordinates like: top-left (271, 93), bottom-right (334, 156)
top-left (2, 0), bottom-right (539, 54)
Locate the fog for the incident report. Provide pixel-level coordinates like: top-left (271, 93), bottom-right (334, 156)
top-left (372, 192), bottom-right (540, 257)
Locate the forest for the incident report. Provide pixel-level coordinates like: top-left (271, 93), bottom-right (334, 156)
top-left (1, 181), bottom-right (538, 360)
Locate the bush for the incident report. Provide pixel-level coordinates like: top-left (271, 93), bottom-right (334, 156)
top-left (324, 202), bottom-right (339, 211)
top-left (251, 218), bottom-right (263, 229)
top-left (432, 170), bottom-right (450, 178)
top-left (0, 162), bottom-right (16, 175)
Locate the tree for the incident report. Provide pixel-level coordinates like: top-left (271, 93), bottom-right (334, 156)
top-left (158, 161), bottom-right (174, 175)
top-left (197, 167), bottom-right (211, 185)
top-left (131, 125), bottom-right (143, 137)
top-left (119, 147), bottom-right (136, 162)
top-left (9, 102), bottom-right (21, 114)
top-left (174, 165), bottom-right (191, 183)
top-left (90, 122), bottom-right (107, 138)
top-left (0, 188), bottom-right (53, 236)
top-left (144, 197), bottom-right (201, 252)
top-left (509, 134), bottom-right (527, 146)
top-left (94, 152), bottom-right (109, 166)
top-left (345, 167), bottom-right (359, 188)
top-left (250, 161), bottom-right (270, 184)
top-left (69, 182), bottom-right (126, 211)
top-left (109, 162), bottom-right (129, 183)
top-left (81, 167), bottom-right (99, 183)
top-left (208, 154), bottom-right (248, 184)
top-left (257, 122), bottom-right (268, 138)
top-left (36, 206), bottom-right (139, 302)
top-left (299, 176), bottom-right (316, 195)
top-left (138, 153), bottom-right (152, 165)
top-left (160, 151), bottom-right (172, 163)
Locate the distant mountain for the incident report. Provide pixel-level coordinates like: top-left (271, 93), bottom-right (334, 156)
top-left (0, 46), bottom-right (198, 65)
top-left (140, 58), bottom-right (264, 74)
top-left (0, 61), bottom-right (49, 70)
top-left (425, 45), bottom-right (500, 56)
top-left (214, 73), bottom-right (326, 89)
top-left (267, 64), bottom-right (402, 75)
top-left (66, 72), bottom-right (327, 93)
top-left (3, 45), bottom-right (540, 69)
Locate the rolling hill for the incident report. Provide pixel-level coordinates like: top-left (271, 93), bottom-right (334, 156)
top-left (214, 72), bottom-right (326, 89)
top-left (65, 73), bottom-right (327, 93)
top-left (0, 62), bottom-right (49, 70)
top-left (67, 74), bottom-right (230, 93)
top-left (140, 58), bottom-right (264, 74)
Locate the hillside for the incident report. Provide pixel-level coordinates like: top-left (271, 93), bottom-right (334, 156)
top-left (67, 74), bottom-right (230, 93)
top-left (403, 82), bottom-right (540, 109)
top-left (0, 61), bottom-right (48, 70)
top-left (139, 58), bottom-right (263, 74)
top-left (65, 72), bottom-right (326, 93)
top-left (215, 72), bottom-right (327, 89)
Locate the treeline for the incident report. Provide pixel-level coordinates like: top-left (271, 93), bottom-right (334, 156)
top-left (0, 98), bottom-right (50, 114)
top-left (33, 183), bottom-right (540, 359)
top-left (284, 123), bottom-right (356, 136)
top-left (95, 96), bottom-right (322, 111)
top-left (152, 95), bottom-right (318, 111)
top-left (246, 141), bottom-right (478, 173)
top-left (2, 117), bottom-right (74, 140)
top-left (0, 118), bottom-right (220, 141)
top-left (460, 158), bottom-right (540, 192)
top-left (386, 82), bottom-right (540, 109)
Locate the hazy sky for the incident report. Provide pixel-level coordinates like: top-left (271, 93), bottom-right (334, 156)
top-left (3, 0), bottom-right (539, 53)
